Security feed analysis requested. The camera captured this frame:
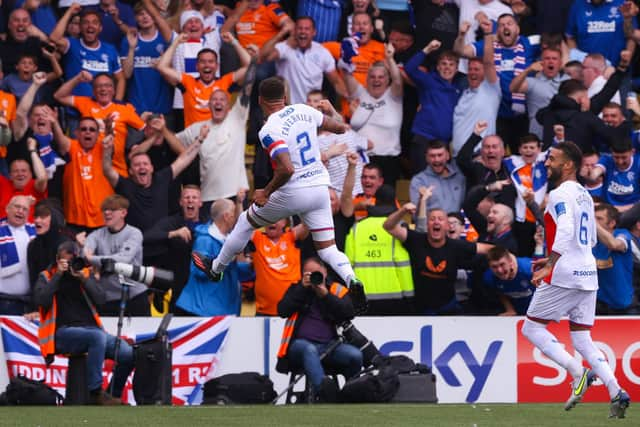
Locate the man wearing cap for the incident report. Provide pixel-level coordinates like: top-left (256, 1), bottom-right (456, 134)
top-left (167, 10), bottom-right (223, 131)
top-left (345, 184), bottom-right (414, 315)
top-left (157, 29), bottom-right (251, 128)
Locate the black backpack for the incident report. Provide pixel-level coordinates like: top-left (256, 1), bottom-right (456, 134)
top-left (0, 375), bottom-right (63, 405)
top-left (339, 366), bottom-right (400, 403)
top-left (375, 355), bottom-right (431, 375)
top-left (203, 372), bottom-right (277, 404)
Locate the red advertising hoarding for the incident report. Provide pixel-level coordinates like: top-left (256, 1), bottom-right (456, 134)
top-left (518, 319), bottom-right (640, 402)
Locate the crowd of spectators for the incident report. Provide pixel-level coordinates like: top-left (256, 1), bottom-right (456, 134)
top-left (0, 0), bottom-right (640, 320)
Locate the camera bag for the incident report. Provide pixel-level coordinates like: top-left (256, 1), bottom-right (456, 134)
top-left (339, 366), bottom-right (399, 403)
top-left (376, 355), bottom-right (437, 403)
top-left (390, 371), bottom-right (438, 403)
top-left (202, 372), bottom-right (277, 404)
top-left (0, 375), bottom-right (63, 405)
top-left (375, 355), bottom-right (431, 375)
top-left (132, 335), bottom-right (172, 405)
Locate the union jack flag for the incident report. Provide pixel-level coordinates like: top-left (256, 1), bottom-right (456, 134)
top-left (0, 316), bottom-right (231, 405)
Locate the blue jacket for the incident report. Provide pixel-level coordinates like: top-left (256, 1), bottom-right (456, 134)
top-left (405, 51), bottom-right (461, 141)
top-left (176, 223), bottom-right (253, 316)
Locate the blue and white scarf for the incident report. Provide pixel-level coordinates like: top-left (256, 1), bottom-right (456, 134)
top-left (0, 223), bottom-right (36, 278)
top-left (34, 133), bottom-right (66, 179)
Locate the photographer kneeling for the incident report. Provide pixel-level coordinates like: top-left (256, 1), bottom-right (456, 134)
top-left (276, 257), bottom-right (363, 403)
top-left (34, 241), bottom-right (135, 405)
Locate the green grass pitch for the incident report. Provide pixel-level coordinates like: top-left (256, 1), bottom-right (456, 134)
top-left (0, 403), bottom-right (632, 427)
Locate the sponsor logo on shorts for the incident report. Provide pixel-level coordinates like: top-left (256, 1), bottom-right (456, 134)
top-left (573, 270), bottom-right (596, 276)
top-left (297, 168), bottom-right (323, 179)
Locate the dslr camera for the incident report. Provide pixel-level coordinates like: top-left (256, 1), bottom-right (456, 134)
top-left (309, 271), bottom-right (325, 286)
top-left (70, 256), bottom-right (89, 272)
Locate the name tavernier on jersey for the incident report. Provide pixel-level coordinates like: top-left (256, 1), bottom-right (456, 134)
top-left (277, 107), bottom-right (314, 136)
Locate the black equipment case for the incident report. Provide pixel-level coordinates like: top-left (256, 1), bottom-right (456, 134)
top-left (132, 314), bottom-right (173, 405)
top-left (203, 372), bottom-right (277, 404)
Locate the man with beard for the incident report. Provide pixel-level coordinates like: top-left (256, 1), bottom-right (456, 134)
top-left (455, 13), bottom-right (539, 151)
top-left (510, 47), bottom-right (570, 138)
top-left (383, 204), bottom-right (492, 314)
top-left (409, 140), bottom-right (466, 214)
top-left (157, 31), bottom-right (251, 128)
top-left (51, 5), bottom-right (125, 100)
top-left (259, 16), bottom-right (347, 105)
top-left (525, 142), bottom-right (629, 416)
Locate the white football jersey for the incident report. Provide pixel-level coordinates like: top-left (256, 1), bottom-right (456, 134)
top-left (543, 180), bottom-right (598, 290)
top-left (258, 104), bottom-right (330, 190)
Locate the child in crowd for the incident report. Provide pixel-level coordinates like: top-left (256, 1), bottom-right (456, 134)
top-left (0, 50), bottom-right (62, 102)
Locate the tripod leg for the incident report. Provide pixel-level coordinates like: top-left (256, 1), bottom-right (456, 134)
top-left (109, 282), bottom-right (128, 396)
top-left (271, 373), bottom-right (304, 405)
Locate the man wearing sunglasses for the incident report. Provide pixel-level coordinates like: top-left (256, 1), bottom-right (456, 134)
top-left (56, 117), bottom-right (115, 233)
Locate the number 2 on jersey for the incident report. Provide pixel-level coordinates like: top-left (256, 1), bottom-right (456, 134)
top-left (579, 212), bottom-right (588, 245)
top-left (297, 132), bottom-right (315, 166)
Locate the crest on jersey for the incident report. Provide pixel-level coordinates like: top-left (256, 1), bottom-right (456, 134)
top-left (554, 202), bottom-right (566, 216)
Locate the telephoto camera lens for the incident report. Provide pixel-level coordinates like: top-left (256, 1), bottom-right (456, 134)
top-left (309, 271), bottom-right (324, 286)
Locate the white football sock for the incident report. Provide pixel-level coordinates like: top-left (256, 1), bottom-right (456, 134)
top-left (571, 330), bottom-right (620, 399)
top-left (521, 319), bottom-right (583, 379)
top-left (316, 245), bottom-right (356, 285)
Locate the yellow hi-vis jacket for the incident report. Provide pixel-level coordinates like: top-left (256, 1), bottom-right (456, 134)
top-left (345, 216), bottom-right (414, 300)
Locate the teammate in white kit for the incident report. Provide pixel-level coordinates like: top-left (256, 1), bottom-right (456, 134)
top-left (192, 77), bottom-right (367, 312)
top-left (524, 142), bottom-right (630, 418)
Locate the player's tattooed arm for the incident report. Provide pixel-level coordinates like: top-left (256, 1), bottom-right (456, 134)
top-left (544, 251), bottom-right (561, 269)
top-left (320, 115), bottom-right (349, 134)
top-left (531, 251), bottom-right (560, 286)
top-left (240, 58), bottom-right (258, 108)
